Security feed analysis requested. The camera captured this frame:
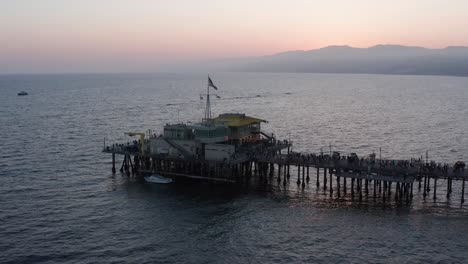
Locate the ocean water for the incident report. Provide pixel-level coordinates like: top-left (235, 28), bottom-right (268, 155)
top-left (1, 72), bottom-right (468, 263)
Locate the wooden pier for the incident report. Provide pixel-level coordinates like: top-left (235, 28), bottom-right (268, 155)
top-left (104, 139), bottom-right (467, 204)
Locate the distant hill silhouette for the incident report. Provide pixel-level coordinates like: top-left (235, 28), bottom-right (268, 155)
top-left (221, 45), bottom-right (468, 77)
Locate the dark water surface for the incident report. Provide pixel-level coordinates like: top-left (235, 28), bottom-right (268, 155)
top-left (1, 73), bottom-right (468, 263)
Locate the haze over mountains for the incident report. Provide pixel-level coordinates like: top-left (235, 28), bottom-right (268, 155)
top-left (208, 45), bottom-right (468, 77)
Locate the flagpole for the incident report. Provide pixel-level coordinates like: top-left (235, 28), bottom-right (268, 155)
top-left (205, 75), bottom-right (211, 122)
top-left (208, 75), bottom-right (210, 120)
top-left (204, 75), bottom-right (219, 123)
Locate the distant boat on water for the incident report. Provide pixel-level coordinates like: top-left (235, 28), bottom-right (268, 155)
top-left (17, 91), bottom-right (28, 96)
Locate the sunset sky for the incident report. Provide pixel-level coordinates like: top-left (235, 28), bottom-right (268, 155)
top-left (2, 0), bottom-right (468, 73)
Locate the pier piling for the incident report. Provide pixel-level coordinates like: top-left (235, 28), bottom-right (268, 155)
top-left (323, 168), bottom-right (327, 191)
top-left (277, 164), bottom-right (282, 183)
top-left (337, 176), bottom-right (341, 197)
top-left (365, 179), bottom-right (369, 196)
top-left (344, 177), bottom-right (347, 193)
top-left (112, 153), bottom-right (116, 173)
top-left (359, 179), bottom-right (363, 201)
top-left (316, 167), bottom-right (320, 187)
top-left (462, 179), bottom-right (465, 204)
top-left (297, 165), bottom-right (301, 185)
top-left (423, 176), bottom-right (427, 197)
top-left (302, 165), bottom-right (306, 187)
top-left (373, 180), bottom-right (377, 198)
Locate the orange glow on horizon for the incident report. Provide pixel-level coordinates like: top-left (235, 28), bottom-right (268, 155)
top-left (2, 0), bottom-right (468, 72)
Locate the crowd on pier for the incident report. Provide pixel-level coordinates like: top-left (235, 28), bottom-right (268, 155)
top-left (250, 142), bottom-right (465, 175)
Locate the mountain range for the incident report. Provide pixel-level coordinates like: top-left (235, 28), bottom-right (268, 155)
top-left (209, 45), bottom-right (468, 77)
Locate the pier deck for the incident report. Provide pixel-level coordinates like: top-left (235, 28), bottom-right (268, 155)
top-left (103, 139), bottom-right (466, 204)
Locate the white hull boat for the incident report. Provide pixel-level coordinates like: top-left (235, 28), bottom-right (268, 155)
top-left (144, 174), bottom-right (173, 184)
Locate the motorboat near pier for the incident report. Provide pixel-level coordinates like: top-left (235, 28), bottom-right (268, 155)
top-left (144, 174), bottom-right (173, 184)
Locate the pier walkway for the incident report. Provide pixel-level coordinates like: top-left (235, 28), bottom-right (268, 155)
top-left (103, 139), bottom-right (466, 204)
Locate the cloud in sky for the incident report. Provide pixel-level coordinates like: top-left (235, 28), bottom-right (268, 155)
top-left (1, 0), bottom-right (468, 73)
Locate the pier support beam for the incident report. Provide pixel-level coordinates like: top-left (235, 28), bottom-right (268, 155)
top-left (359, 179), bottom-right (363, 201)
top-left (365, 179), bottom-right (369, 196)
top-left (450, 178), bottom-right (453, 194)
top-left (126, 155), bottom-right (132, 176)
top-left (382, 181), bottom-right (387, 202)
top-left (433, 178), bottom-right (437, 200)
top-left (283, 164), bottom-right (287, 186)
top-left (112, 153), bottom-right (116, 173)
top-left (426, 176), bottom-right (431, 192)
top-left (447, 178), bottom-right (453, 196)
top-left (302, 165), bottom-right (306, 188)
top-left (395, 182), bottom-right (400, 202)
top-left (373, 180), bottom-right (377, 199)
top-left (323, 168), bottom-right (327, 191)
top-left (462, 178), bottom-right (465, 204)
top-left (343, 177), bottom-right (347, 193)
top-left (337, 176), bottom-right (341, 197)
top-left (404, 184), bottom-right (410, 204)
top-left (423, 176), bottom-right (427, 197)
top-left (283, 164), bottom-right (287, 184)
top-left (297, 165), bottom-right (301, 185)
top-left (277, 165), bottom-right (282, 183)
top-left (120, 155), bottom-right (125, 173)
top-left (410, 183), bottom-right (414, 199)
top-left (449, 178), bottom-right (453, 194)
top-left (356, 178), bottom-right (361, 193)
top-left (388, 182), bottom-right (392, 197)
top-left (124, 155), bottom-right (129, 172)
top-left (316, 167), bottom-right (320, 187)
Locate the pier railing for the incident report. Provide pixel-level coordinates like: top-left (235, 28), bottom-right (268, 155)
top-left (256, 153), bottom-right (466, 180)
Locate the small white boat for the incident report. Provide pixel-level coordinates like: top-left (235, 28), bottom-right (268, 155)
top-left (144, 174), bottom-right (173, 184)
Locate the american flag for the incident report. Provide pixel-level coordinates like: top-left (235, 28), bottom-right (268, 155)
top-left (208, 76), bottom-right (218, 90)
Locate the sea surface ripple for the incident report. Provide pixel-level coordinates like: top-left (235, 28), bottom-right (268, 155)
top-left (1, 73), bottom-right (468, 263)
